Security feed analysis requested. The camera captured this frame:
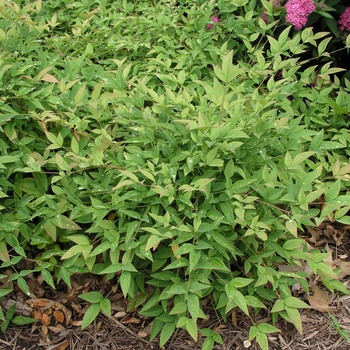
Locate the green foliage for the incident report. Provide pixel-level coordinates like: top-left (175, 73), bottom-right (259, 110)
top-left (0, 302), bottom-right (36, 333)
top-left (0, 0), bottom-right (349, 349)
top-left (78, 291), bottom-right (111, 329)
top-left (329, 313), bottom-right (350, 343)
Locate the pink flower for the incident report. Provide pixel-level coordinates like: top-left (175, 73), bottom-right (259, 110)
top-left (206, 15), bottom-right (220, 29)
top-left (262, 10), bottom-right (269, 24)
top-left (338, 7), bottom-right (350, 31)
top-left (285, 0), bottom-right (316, 30)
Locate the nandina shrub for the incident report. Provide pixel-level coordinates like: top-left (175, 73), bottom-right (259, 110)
top-left (0, 1), bottom-right (349, 349)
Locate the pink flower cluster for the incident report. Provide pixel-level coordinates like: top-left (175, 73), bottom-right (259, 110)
top-left (285, 0), bottom-right (316, 30)
top-left (206, 16), bottom-right (220, 29)
top-left (262, 10), bottom-right (269, 24)
top-left (338, 6), bottom-right (350, 31)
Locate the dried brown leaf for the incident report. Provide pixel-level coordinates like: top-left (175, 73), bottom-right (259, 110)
top-left (53, 310), bottom-right (65, 323)
top-left (41, 73), bottom-right (59, 83)
top-left (137, 331), bottom-right (148, 338)
top-left (54, 341), bottom-right (70, 350)
top-left (121, 317), bottom-right (141, 324)
top-left (48, 324), bottom-right (65, 333)
top-left (307, 286), bottom-right (334, 312)
top-left (69, 320), bottom-right (83, 327)
top-left (337, 261), bottom-right (350, 280)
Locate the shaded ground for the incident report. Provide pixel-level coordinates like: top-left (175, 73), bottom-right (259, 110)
top-left (0, 221), bottom-right (349, 350)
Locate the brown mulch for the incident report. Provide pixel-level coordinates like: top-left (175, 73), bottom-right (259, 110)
top-left (0, 221), bottom-right (349, 350)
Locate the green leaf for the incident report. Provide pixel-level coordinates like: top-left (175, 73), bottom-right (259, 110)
top-left (52, 215), bottom-right (81, 231)
top-left (257, 323), bottom-right (280, 334)
top-left (209, 257), bottom-right (230, 272)
top-left (326, 180), bottom-right (341, 202)
top-left (187, 293), bottom-right (200, 321)
top-left (244, 295), bottom-right (266, 309)
top-left (79, 291), bottom-right (104, 303)
top-left (150, 318), bottom-right (164, 341)
top-left (256, 332), bottom-right (268, 350)
top-left (234, 289), bottom-right (249, 316)
top-left (120, 271), bottom-right (131, 297)
top-left (17, 277), bottom-right (31, 296)
top-left (74, 83), bottom-right (87, 105)
top-left (145, 234), bottom-right (163, 251)
top-left (230, 277), bottom-right (254, 288)
top-left (169, 301), bottom-right (187, 315)
top-left (202, 337), bottom-right (215, 350)
top-left (185, 317), bottom-right (198, 341)
top-left (61, 245), bottom-right (83, 260)
top-left (283, 239), bottom-right (304, 251)
top-left (249, 325), bottom-right (259, 340)
top-left (160, 321), bottom-right (176, 346)
top-left (81, 303), bottom-right (101, 330)
top-left (231, 0), bottom-right (248, 6)
top-left (285, 306), bottom-right (303, 334)
top-left (0, 288), bottom-right (12, 298)
top-left (285, 219), bottom-right (298, 237)
top-left (11, 316), bottom-right (36, 326)
top-left (271, 299), bottom-right (284, 313)
top-left (41, 269), bottom-right (55, 289)
top-left (100, 298), bottom-right (111, 316)
top-left (58, 267), bottom-right (72, 288)
top-left (284, 297), bottom-right (310, 309)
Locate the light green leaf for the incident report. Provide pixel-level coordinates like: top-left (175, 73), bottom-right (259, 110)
top-left (41, 269), bottom-right (55, 289)
top-left (120, 271), bottom-right (131, 297)
top-left (79, 291), bottom-right (104, 303)
top-left (285, 306), bottom-right (303, 334)
top-left (230, 277), bottom-right (254, 288)
top-left (256, 332), bottom-right (268, 350)
top-left (61, 245), bottom-right (83, 260)
top-left (81, 303), bottom-right (101, 330)
top-left (11, 316), bottom-right (36, 326)
top-left (185, 318), bottom-right (198, 342)
top-left (283, 239), bottom-right (304, 251)
top-left (160, 321), bottom-right (176, 346)
top-left (187, 293), bottom-right (200, 321)
top-left (284, 297), bottom-right (310, 309)
top-left (169, 301), bottom-right (187, 315)
top-left (257, 323), bottom-right (280, 334)
top-left (100, 298), bottom-right (111, 316)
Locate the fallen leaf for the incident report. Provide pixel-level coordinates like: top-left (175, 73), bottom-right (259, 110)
top-left (337, 261), bottom-right (350, 279)
top-left (214, 324), bottom-right (227, 331)
top-left (231, 309), bottom-right (237, 326)
top-left (307, 286), bottom-right (334, 312)
top-left (306, 227), bottom-right (325, 246)
top-left (41, 324), bottom-right (49, 335)
top-left (27, 298), bottom-right (54, 310)
top-left (324, 225), bottom-right (346, 246)
top-left (41, 73), bottom-right (59, 83)
top-left (37, 300), bottom-right (46, 308)
top-left (114, 311), bottom-right (126, 318)
top-left (48, 324), bottom-right (65, 333)
top-left (121, 317), bottom-right (141, 324)
top-left (42, 313), bottom-right (51, 325)
top-left (69, 320), bottom-right (83, 327)
top-left (54, 341), bottom-right (70, 350)
top-left (137, 331), bottom-right (148, 338)
top-left (53, 310), bottom-right (65, 323)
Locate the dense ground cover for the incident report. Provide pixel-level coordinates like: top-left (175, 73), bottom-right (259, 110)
top-left (0, 0), bottom-right (349, 349)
